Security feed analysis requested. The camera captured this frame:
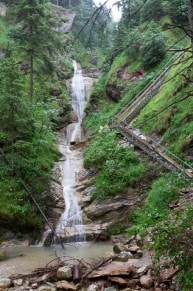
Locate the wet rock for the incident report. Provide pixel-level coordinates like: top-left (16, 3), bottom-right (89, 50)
top-left (140, 275), bottom-right (153, 288)
top-left (104, 287), bottom-right (118, 291)
top-left (136, 266), bottom-right (149, 276)
top-left (113, 243), bottom-right (128, 254)
top-left (128, 245), bottom-right (140, 253)
top-left (108, 276), bottom-right (128, 285)
top-left (56, 280), bottom-right (76, 290)
top-left (127, 278), bottom-right (140, 288)
top-left (0, 278), bottom-right (12, 289)
top-left (70, 111), bottom-right (78, 123)
top-left (111, 235), bottom-right (134, 245)
top-left (38, 285), bottom-right (56, 291)
top-left (57, 266), bottom-right (72, 280)
top-left (112, 253), bottom-right (129, 262)
top-left (87, 284), bottom-right (98, 291)
top-left (13, 278), bottom-right (23, 287)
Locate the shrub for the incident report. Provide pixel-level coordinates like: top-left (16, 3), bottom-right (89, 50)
top-left (84, 129), bottom-right (146, 199)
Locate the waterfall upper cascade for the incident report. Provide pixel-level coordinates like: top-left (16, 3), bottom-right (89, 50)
top-left (55, 61), bottom-right (86, 242)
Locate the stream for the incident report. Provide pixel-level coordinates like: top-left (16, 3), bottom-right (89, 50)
top-left (0, 61), bottom-right (113, 278)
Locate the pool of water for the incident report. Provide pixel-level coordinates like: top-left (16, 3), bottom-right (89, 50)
top-left (0, 242), bottom-right (113, 278)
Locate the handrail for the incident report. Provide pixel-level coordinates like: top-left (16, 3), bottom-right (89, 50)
top-left (113, 117), bottom-right (193, 179)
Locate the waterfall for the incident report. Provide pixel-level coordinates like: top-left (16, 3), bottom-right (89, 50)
top-left (55, 60), bottom-right (86, 242)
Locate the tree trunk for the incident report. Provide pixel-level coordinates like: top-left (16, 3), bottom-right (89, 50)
top-left (188, 0), bottom-right (193, 51)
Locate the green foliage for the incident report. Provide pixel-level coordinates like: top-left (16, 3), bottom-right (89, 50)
top-left (0, 160), bottom-right (43, 229)
top-left (84, 129), bottom-right (146, 199)
top-left (0, 58), bottom-right (59, 232)
top-left (0, 58), bottom-right (32, 148)
top-left (135, 53), bottom-right (193, 156)
top-left (164, 0), bottom-right (188, 24)
top-left (85, 73), bottom-right (107, 114)
top-left (152, 207), bottom-right (193, 290)
top-left (129, 173), bottom-right (187, 233)
top-left (107, 222), bottom-right (127, 236)
top-left (141, 0), bottom-right (165, 22)
top-left (106, 51), bottom-right (129, 84)
top-left (125, 23), bottom-right (166, 69)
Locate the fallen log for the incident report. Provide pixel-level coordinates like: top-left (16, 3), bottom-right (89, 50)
top-left (73, 264), bottom-right (81, 283)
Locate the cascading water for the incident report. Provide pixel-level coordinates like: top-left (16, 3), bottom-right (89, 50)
top-left (55, 61), bottom-right (86, 242)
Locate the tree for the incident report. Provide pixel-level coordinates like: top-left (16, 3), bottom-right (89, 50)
top-left (10, 0), bottom-right (61, 103)
top-left (0, 58), bottom-right (33, 168)
top-left (188, 0), bottom-right (193, 50)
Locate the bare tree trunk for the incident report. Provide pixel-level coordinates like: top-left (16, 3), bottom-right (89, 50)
top-left (188, 0), bottom-right (193, 51)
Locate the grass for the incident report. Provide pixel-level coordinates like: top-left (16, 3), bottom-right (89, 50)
top-left (84, 129), bottom-right (146, 199)
top-left (128, 172), bottom-right (188, 236)
top-left (134, 52), bottom-right (193, 156)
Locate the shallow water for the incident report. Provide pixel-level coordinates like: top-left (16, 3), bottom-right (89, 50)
top-left (0, 242), bottom-right (113, 278)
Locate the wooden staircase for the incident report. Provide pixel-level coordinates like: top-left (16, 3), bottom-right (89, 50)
top-left (113, 54), bottom-right (193, 179)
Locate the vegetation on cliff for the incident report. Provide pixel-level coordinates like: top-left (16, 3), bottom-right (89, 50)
top-left (83, 0), bottom-right (193, 288)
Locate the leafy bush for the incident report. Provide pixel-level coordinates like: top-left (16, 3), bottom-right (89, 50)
top-left (84, 129), bottom-right (146, 198)
top-left (125, 23), bottom-right (166, 69)
top-left (152, 206), bottom-right (193, 290)
top-left (140, 28), bottom-right (166, 68)
top-left (129, 173), bottom-right (187, 233)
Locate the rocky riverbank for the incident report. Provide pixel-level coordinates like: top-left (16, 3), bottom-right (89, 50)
top-left (0, 235), bottom-right (179, 290)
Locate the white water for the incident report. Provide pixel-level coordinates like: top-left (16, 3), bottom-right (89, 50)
top-left (55, 61), bottom-right (86, 242)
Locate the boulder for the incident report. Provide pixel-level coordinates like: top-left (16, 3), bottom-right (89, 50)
top-left (112, 253), bottom-right (130, 262)
top-left (57, 266), bottom-right (73, 280)
top-left (87, 284), bottom-right (98, 291)
top-left (38, 285), bottom-right (56, 291)
top-left (104, 287), bottom-right (118, 291)
top-left (0, 278), bottom-right (12, 289)
top-left (13, 278), bottom-right (23, 287)
top-left (113, 243), bottom-right (129, 254)
top-left (56, 280), bottom-right (76, 290)
top-left (128, 245), bottom-right (140, 253)
top-left (140, 275), bottom-right (153, 288)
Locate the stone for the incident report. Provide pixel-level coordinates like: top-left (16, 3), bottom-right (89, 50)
top-left (0, 278), bottom-right (12, 289)
top-left (57, 266), bottom-right (72, 280)
top-left (108, 277), bottom-right (128, 285)
top-left (38, 285), bottom-right (56, 291)
top-left (87, 262), bottom-right (133, 278)
top-left (56, 280), bottom-right (76, 290)
top-left (87, 284), bottom-right (98, 291)
top-left (140, 275), bottom-right (153, 288)
top-left (128, 245), bottom-right (140, 253)
top-left (112, 253), bottom-right (129, 262)
top-left (136, 250), bottom-right (143, 257)
top-left (136, 234), bottom-right (142, 241)
top-left (13, 278), bottom-right (23, 287)
top-left (136, 266), bottom-right (149, 275)
top-left (127, 279), bottom-right (139, 288)
top-left (113, 243), bottom-right (128, 254)
top-left (104, 288), bottom-right (118, 291)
